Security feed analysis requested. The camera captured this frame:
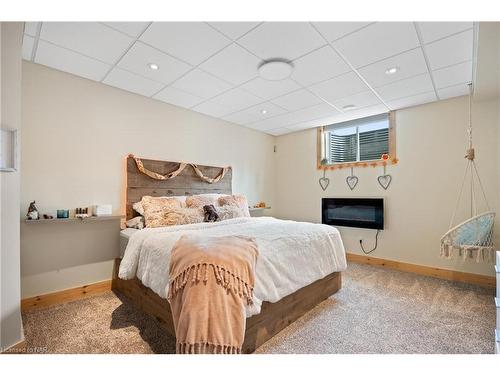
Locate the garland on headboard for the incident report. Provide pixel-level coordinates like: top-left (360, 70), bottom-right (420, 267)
top-left (128, 154), bottom-right (230, 184)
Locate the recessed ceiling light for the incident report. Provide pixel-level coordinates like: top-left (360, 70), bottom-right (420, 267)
top-left (258, 60), bottom-right (293, 81)
top-left (261, 109), bottom-right (268, 115)
top-left (342, 104), bottom-right (357, 111)
top-left (148, 63), bottom-right (159, 71)
top-left (385, 66), bottom-right (399, 75)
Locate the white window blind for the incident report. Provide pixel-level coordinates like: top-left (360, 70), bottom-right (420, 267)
top-left (325, 113), bottom-right (389, 164)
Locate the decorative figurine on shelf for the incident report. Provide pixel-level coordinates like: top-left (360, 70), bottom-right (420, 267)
top-left (26, 201), bottom-right (40, 220)
top-left (253, 201), bottom-right (267, 208)
top-left (43, 214), bottom-right (54, 220)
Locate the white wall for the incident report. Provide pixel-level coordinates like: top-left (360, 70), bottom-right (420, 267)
top-left (274, 96), bottom-right (499, 277)
top-left (0, 22), bottom-right (24, 350)
top-left (20, 62), bottom-right (276, 297)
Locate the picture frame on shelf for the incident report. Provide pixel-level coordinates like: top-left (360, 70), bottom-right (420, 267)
top-left (0, 128), bottom-right (18, 172)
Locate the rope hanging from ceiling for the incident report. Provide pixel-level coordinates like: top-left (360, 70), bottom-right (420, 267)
top-left (440, 84), bottom-right (496, 263)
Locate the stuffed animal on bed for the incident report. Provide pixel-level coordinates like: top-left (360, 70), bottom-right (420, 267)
top-left (203, 204), bottom-right (219, 222)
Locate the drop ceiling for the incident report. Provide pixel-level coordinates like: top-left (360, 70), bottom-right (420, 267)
top-left (22, 22), bottom-right (475, 136)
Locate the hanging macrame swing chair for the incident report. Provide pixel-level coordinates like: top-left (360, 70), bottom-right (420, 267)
top-left (440, 83), bottom-right (496, 263)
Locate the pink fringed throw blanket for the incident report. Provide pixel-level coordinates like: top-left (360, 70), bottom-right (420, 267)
top-left (167, 234), bottom-right (259, 354)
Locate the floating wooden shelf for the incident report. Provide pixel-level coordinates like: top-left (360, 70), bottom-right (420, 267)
top-left (249, 207), bottom-right (271, 211)
top-left (23, 215), bottom-right (124, 224)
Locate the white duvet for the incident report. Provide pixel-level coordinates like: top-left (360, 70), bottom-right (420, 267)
top-left (119, 216), bottom-right (347, 317)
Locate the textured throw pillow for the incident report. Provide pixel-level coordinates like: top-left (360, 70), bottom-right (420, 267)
top-left (186, 194), bottom-right (218, 208)
top-left (216, 206), bottom-right (248, 221)
top-left (141, 196), bottom-right (184, 228)
top-left (218, 195), bottom-right (250, 217)
top-left (134, 195), bottom-right (186, 216)
top-left (126, 216), bottom-right (145, 230)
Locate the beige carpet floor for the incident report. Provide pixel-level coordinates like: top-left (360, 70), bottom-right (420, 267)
top-left (22, 263), bottom-right (496, 354)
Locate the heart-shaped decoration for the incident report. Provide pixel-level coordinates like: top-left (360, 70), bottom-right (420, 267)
top-left (346, 175), bottom-right (358, 190)
top-left (319, 177), bottom-right (330, 191)
top-left (377, 174), bottom-right (392, 190)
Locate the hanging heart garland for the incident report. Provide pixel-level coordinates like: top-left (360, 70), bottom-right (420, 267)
top-left (319, 169), bottom-right (330, 191)
top-left (377, 164), bottom-right (392, 190)
top-left (346, 167), bottom-right (358, 190)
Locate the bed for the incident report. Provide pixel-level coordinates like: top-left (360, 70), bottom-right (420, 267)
top-left (112, 156), bottom-right (347, 353)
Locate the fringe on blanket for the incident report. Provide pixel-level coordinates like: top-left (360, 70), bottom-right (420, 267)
top-left (440, 243), bottom-right (496, 263)
top-left (176, 342), bottom-right (241, 354)
top-left (167, 262), bottom-right (254, 306)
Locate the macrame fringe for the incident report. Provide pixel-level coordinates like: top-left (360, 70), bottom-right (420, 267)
top-left (440, 243), bottom-right (496, 263)
top-left (167, 262), bottom-right (254, 306)
top-left (176, 342), bottom-right (241, 354)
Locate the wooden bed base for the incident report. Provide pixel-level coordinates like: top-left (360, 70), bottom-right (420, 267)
top-left (112, 258), bottom-right (341, 353)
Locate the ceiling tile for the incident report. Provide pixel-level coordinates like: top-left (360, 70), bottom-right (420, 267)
top-left (208, 22), bottom-right (260, 40)
top-left (437, 83), bottom-right (469, 100)
top-left (333, 22), bottom-right (419, 68)
top-left (309, 71), bottom-right (370, 103)
top-left (386, 91), bottom-right (437, 110)
top-left (24, 22), bottom-right (40, 36)
top-left (425, 29), bottom-right (473, 70)
top-left (209, 87), bottom-right (264, 114)
top-left (22, 34), bottom-right (34, 60)
top-left (103, 68), bottom-right (164, 97)
top-left (311, 22), bottom-right (372, 42)
top-left (375, 73), bottom-right (434, 102)
top-left (418, 22), bottom-right (473, 44)
top-left (153, 86), bottom-right (204, 108)
top-left (35, 40), bottom-right (111, 81)
top-left (291, 45), bottom-right (351, 86)
top-left (223, 102), bottom-right (287, 124)
top-left (271, 89), bottom-right (323, 111)
top-left (432, 60), bottom-right (472, 89)
top-left (40, 22), bottom-right (133, 64)
top-left (198, 44), bottom-right (261, 85)
top-left (171, 69), bottom-right (232, 99)
top-left (240, 77), bottom-right (300, 100)
top-left (333, 91), bottom-right (382, 111)
top-left (238, 22), bottom-right (326, 60)
top-left (140, 22), bottom-right (231, 65)
top-left (253, 103), bottom-right (336, 130)
top-left (357, 48), bottom-right (428, 88)
top-left (117, 42), bottom-right (191, 84)
top-left (191, 101), bottom-right (232, 118)
top-left (102, 22), bottom-right (150, 38)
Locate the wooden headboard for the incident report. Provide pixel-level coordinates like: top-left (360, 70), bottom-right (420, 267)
top-left (126, 156), bottom-right (232, 220)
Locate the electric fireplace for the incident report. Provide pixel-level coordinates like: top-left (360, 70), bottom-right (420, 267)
top-left (322, 198), bottom-right (384, 230)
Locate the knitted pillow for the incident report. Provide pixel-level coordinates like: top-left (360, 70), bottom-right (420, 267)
top-left (141, 196), bottom-right (184, 228)
top-left (216, 206), bottom-right (248, 221)
top-left (218, 195), bottom-right (250, 217)
top-left (186, 194), bottom-right (217, 208)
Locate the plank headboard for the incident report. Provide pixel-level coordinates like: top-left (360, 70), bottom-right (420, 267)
top-left (126, 156), bottom-right (232, 220)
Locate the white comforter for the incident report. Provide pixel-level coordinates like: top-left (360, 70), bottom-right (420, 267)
top-left (119, 216), bottom-right (347, 317)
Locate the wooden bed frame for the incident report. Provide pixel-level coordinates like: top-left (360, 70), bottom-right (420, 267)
top-left (112, 155), bottom-right (342, 353)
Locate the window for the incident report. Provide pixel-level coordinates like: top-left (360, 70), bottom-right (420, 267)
top-left (318, 112), bottom-right (396, 169)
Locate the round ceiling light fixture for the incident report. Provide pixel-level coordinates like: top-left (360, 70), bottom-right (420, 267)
top-left (258, 59), bottom-right (294, 81)
top-left (148, 63), bottom-right (159, 70)
top-left (385, 66), bottom-right (399, 75)
top-left (342, 104), bottom-right (357, 111)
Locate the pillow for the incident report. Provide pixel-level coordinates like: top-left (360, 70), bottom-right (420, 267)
top-left (216, 205), bottom-right (248, 221)
top-left (186, 194), bottom-right (218, 208)
top-left (125, 216), bottom-right (145, 230)
top-left (132, 195), bottom-right (186, 216)
top-left (218, 195), bottom-right (250, 217)
top-left (146, 207), bottom-right (204, 228)
top-left (141, 196), bottom-right (184, 228)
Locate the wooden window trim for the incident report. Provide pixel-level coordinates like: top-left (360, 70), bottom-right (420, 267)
top-left (316, 111), bottom-right (398, 170)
